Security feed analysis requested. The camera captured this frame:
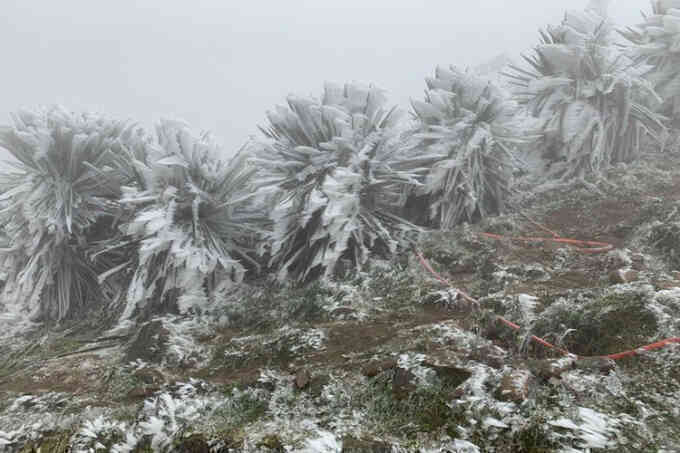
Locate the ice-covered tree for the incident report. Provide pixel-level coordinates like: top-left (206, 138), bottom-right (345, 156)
top-left (406, 66), bottom-right (517, 230)
top-left (113, 119), bottom-right (266, 319)
top-left (253, 82), bottom-right (421, 283)
top-left (620, 0), bottom-right (680, 125)
top-left (505, 8), bottom-right (666, 180)
top-left (0, 107), bottom-right (142, 321)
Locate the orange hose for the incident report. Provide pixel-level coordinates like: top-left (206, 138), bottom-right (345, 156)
top-left (479, 232), bottom-right (613, 253)
top-left (415, 249), bottom-right (680, 361)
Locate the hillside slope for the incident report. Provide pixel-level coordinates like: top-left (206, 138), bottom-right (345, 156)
top-left (2, 150), bottom-right (680, 452)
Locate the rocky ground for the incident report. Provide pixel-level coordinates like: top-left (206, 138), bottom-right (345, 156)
top-left (2, 150), bottom-right (680, 452)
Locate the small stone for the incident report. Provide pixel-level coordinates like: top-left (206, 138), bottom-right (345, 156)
top-left (609, 268), bottom-right (639, 284)
top-left (330, 307), bottom-right (358, 319)
top-left (361, 358), bottom-right (397, 377)
top-left (466, 345), bottom-right (506, 369)
top-left (126, 385), bottom-right (159, 400)
top-left (174, 433), bottom-right (211, 453)
top-left (132, 367), bottom-right (165, 385)
top-left (525, 264), bottom-right (548, 280)
top-left (124, 320), bottom-right (170, 364)
top-left (528, 356), bottom-right (576, 380)
top-left (574, 357), bottom-right (616, 374)
top-left (307, 374), bottom-right (330, 398)
top-left (496, 368), bottom-right (531, 403)
top-left (623, 269), bottom-right (639, 282)
top-left (341, 437), bottom-right (393, 453)
top-left (256, 434), bottom-right (284, 452)
top-left (392, 367), bottom-right (417, 399)
top-left (609, 269), bottom-right (625, 284)
top-left (606, 249), bottom-right (632, 271)
top-left (631, 253), bottom-right (645, 271)
top-left (421, 361), bottom-right (472, 388)
top-left (295, 370), bottom-right (311, 389)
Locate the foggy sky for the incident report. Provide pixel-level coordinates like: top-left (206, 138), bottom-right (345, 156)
top-left (0, 0), bottom-right (647, 160)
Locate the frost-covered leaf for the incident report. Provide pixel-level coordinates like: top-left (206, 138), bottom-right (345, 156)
top-left (621, 1), bottom-right (680, 125)
top-left (507, 5), bottom-right (666, 180)
top-left (405, 67), bottom-right (518, 229)
top-left (0, 106), bottom-right (147, 321)
top-left (117, 121), bottom-right (266, 320)
top-left (253, 82), bottom-right (420, 283)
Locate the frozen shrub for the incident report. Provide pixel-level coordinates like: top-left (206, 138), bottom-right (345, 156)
top-left (620, 0), bottom-right (680, 124)
top-left (0, 106), bottom-right (142, 321)
top-left (407, 67), bottom-right (517, 229)
top-left (115, 119), bottom-right (266, 319)
top-left (253, 82), bottom-right (421, 283)
top-left (505, 8), bottom-right (666, 180)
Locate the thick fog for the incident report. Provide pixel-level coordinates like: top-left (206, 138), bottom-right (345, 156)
top-left (0, 0), bottom-right (646, 159)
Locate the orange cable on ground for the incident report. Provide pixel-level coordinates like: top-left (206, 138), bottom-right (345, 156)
top-left (479, 232), bottom-right (614, 254)
top-left (414, 215), bottom-right (680, 361)
top-left (480, 211), bottom-right (614, 253)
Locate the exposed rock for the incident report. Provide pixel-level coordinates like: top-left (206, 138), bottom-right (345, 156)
top-left (126, 385), bottom-right (160, 400)
top-left (631, 253), bottom-right (645, 271)
top-left (306, 374), bottom-right (330, 398)
top-left (361, 358), bottom-right (397, 378)
top-left (294, 369), bottom-right (311, 389)
top-left (574, 357), bottom-right (616, 374)
top-left (330, 307), bottom-right (358, 319)
top-left (496, 368), bottom-right (532, 403)
top-left (523, 263), bottom-right (549, 280)
top-left (132, 367), bottom-right (166, 385)
top-left (173, 433), bottom-right (211, 453)
top-left (256, 434), bottom-right (284, 452)
top-left (341, 437), bottom-right (393, 453)
top-left (606, 249), bottom-right (632, 270)
top-left (527, 356), bottom-right (576, 380)
top-left (422, 361), bottom-right (472, 388)
top-left (450, 258), bottom-right (477, 275)
top-left (125, 320), bottom-right (170, 364)
top-left (466, 344), bottom-right (506, 369)
top-left (392, 367), bottom-right (418, 399)
top-left (608, 268), bottom-right (640, 284)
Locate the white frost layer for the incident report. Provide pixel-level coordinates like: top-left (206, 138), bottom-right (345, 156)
top-left (549, 406), bottom-right (620, 450)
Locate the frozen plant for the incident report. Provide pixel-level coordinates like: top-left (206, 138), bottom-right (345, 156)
top-left (406, 67), bottom-right (518, 229)
top-left (253, 82), bottom-right (422, 283)
top-left (505, 8), bottom-right (666, 180)
top-left (0, 106), bottom-right (144, 321)
top-left (620, 0), bottom-right (680, 125)
top-left (114, 119), bottom-right (266, 319)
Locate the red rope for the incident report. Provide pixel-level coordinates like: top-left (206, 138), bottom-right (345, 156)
top-left (479, 232), bottom-right (613, 254)
top-left (415, 249), bottom-right (680, 361)
top-left (480, 211), bottom-right (614, 253)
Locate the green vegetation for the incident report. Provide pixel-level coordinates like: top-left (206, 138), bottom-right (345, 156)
top-left (532, 290), bottom-right (657, 356)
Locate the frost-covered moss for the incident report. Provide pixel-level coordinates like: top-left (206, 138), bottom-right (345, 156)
top-left (356, 371), bottom-right (459, 437)
top-left (649, 221), bottom-right (680, 269)
top-left (18, 430), bottom-right (72, 453)
top-left (532, 288), bottom-right (658, 356)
